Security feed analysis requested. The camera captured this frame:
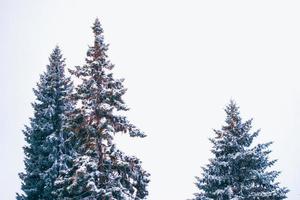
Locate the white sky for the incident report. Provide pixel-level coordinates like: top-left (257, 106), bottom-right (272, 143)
top-left (1, 0), bottom-right (300, 199)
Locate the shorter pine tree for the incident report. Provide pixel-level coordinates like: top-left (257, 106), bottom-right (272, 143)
top-left (193, 101), bottom-right (289, 200)
top-left (18, 47), bottom-right (74, 200)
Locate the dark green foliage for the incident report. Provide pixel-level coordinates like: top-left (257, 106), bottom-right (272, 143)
top-left (18, 47), bottom-right (74, 200)
top-left (193, 101), bottom-right (289, 200)
top-left (18, 19), bottom-right (149, 200)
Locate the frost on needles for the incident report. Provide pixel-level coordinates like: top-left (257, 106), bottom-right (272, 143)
top-left (17, 47), bottom-right (75, 200)
top-left (64, 18), bottom-right (150, 200)
top-left (192, 101), bottom-right (288, 200)
top-left (18, 19), bottom-right (149, 200)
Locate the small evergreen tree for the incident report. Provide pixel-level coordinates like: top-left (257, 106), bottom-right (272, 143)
top-left (18, 47), bottom-right (74, 200)
top-left (64, 18), bottom-right (149, 199)
top-left (193, 101), bottom-right (288, 200)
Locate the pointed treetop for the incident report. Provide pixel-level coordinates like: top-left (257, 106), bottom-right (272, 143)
top-left (47, 45), bottom-right (65, 73)
top-left (92, 18), bottom-right (103, 35)
top-left (49, 45), bottom-right (63, 60)
top-left (53, 45), bottom-right (61, 54)
top-left (224, 99), bottom-right (241, 125)
top-left (88, 18), bottom-right (109, 63)
top-left (225, 99), bottom-right (239, 114)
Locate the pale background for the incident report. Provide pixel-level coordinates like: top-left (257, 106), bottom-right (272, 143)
top-left (1, 0), bottom-right (300, 199)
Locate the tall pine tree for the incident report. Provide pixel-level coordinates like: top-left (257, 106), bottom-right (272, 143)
top-left (62, 18), bottom-right (149, 199)
top-left (193, 101), bottom-right (288, 200)
top-left (18, 47), bottom-right (74, 200)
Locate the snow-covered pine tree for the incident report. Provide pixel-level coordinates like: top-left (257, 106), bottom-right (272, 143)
top-left (193, 101), bottom-right (289, 200)
top-left (18, 46), bottom-right (74, 200)
top-left (65, 18), bottom-right (149, 199)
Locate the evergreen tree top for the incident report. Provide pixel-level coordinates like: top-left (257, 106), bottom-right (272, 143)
top-left (92, 18), bottom-right (103, 35)
top-left (224, 100), bottom-right (241, 125)
top-left (49, 46), bottom-right (63, 62)
top-left (70, 18), bottom-right (145, 138)
top-left (46, 46), bottom-right (65, 75)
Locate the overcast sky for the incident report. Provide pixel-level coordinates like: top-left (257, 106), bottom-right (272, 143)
top-left (1, 0), bottom-right (300, 199)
